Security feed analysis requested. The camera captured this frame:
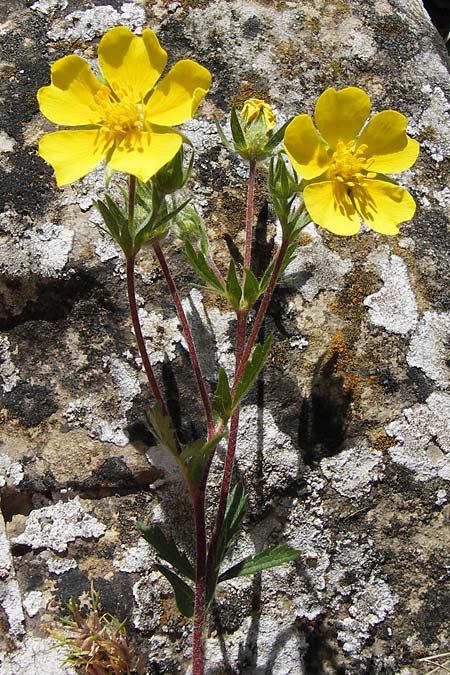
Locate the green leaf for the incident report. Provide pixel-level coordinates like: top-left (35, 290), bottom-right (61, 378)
top-left (233, 336), bottom-right (273, 409)
top-left (263, 118), bottom-right (292, 154)
top-left (182, 432), bottom-right (227, 485)
top-left (154, 564), bottom-right (194, 617)
top-left (218, 544), bottom-right (300, 583)
top-left (212, 368), bottom-right (233, 422)
top-left (144, 402), bottom-right (179, 463)
top-left (206, 483), bottom-right (248, 603)
top-left (184, 240), bottom-right (226, 294)
top-left (242, 267), bottom-right (261, 309)
top-left (136, 522), bottom-right (195, 581)
top-left (225, 259), bottom-right (242, 310)
top-left (230, 107), bottom-right (246, 150)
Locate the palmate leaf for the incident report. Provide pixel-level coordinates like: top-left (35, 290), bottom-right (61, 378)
top-left (225, 259), bottom-right (242, 310)
top-left (207, 483), bottom-right (248, 603)
top-left (232, 336), bottom-right (273, 409)
top-left (181, 432), bottom-right (227, 486)
top-left (212, 368), bottom-right (233, 423)
top-left (218, 544), bottom-right (300, 583)
top-left (136, 522), bottom-right (195, 581)
top-left (154, 564), bottom-right (194, 618)
top-left (242, 267), bottom-right (261, 309)
top-left (144, 402), bottom-right (179, 463)
top-left (184, 240), bottom-right (226, 294)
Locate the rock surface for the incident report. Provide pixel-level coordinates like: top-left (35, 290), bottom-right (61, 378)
top-left (0, 1), bottom-right (449, 674)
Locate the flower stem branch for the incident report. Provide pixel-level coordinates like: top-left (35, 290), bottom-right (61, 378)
top-left (126, 254), bottom-right (170, 415)
top-left (232, 238), bottom-right (289, 396)
top-left (153, 242), bottom-right (215, 439)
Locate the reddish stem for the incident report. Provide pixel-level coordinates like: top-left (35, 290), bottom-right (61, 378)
top-left (244, 159), bottom-right (256, 269)
top-left (192, 489), bottom-right (207, 675)
top-left (232, 239), bottom-right (289, 396)
top-left (153, 242), bottom-right (215, 439)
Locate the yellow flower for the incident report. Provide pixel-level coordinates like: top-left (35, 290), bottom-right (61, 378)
top-left (240, 98), bottom-right (277, 131)
top-left (283, 87), bottom-right (419, 235)
top-left (37, 26), bottom-right (211, 186)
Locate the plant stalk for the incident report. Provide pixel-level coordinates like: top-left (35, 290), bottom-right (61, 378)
top-left (153, 242), bottom-right (215, 439)
top-left (192, 489), bottom-right (207, 675)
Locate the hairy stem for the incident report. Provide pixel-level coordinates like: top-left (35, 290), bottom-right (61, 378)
top-left (192, 489), bottom-right (207, 675)
top-left (244, 159), bottom-right (256, 269)
top-left (232, 238), bottom-right (289, 396)
top-left (125, 177), bottom-right (168, 414)
top-left (153, 242), bottom-right (215, 439)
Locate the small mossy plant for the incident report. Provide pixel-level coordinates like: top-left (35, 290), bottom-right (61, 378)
top-left (52, 585), bottom-right (137, 675)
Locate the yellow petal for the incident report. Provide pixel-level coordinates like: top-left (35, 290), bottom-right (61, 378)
top-left (352, 179), bottom-right (416, 235)
top-left (145, 60), bottom-right (211, 126)
top-left (98, 26), bottom-right (167, 100)
top-left (315, 87), bottom-right (371, 149)
top-left (37, 55), bottom-right (103, 126)
top-left (108, 128), bottom-right (182, 182)
top-left (304, 180), bottom-right (361, 236)
top-left (38, 129), bottom-right (112, 186)
top-left (357, 110), bottom-right (420, 173)
top-left (283, 114), bottom-right (330, 179)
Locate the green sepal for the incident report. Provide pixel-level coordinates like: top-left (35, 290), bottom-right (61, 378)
top-left (232, 336), bottom-right (273, 409)
top-left (214, 116), bottom-right (233, 151)
top-left (144, 402), bottom-right (181, 465)
top-left (206, 483), bottom-right (248, 604)
top-left (219, 544), bottom-right (300, 582)
top-left (94, 196), bottom-right (133, 254)
top-left (225, 259), bottom-right (242, 310)
top-left (242, 267), bottom-right (261, 309)
top-left (263, 118), bottom-right (292, 155)
top-left (230, 107), bottom-right (246, 151)
top-left (184, 241), bottom-right (226, 295)
top-left (154, 564), bottom-right (194, 618)
top-left (136, 522), bottom-right (195, 581)
top-left (212, 368), bottom-right (233, 423)
top-left (181, 432), bottom-right (227, 486)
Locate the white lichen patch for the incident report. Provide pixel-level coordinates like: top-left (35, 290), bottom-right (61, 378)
top-left (284, 225), bottom-right (353, 302)
top-left (407, 311), bottom-right (450, 389)
top-left (12, 498), bottom-right (106, 553)
top-left (386, 392), bottom-right (450, 481)
top-left (64, 356), bottom-right (139, 447)
top-left (23, 591), bottom-right (45, 618)
top-left (42, 552), bottom-right (77, 575)
top-left (0, 636), bottom-right (76, 675)
top-left (0, 577), bottom-right (25, 640)
top-left (137, 308), bottom-right (186, 364)
top-left (46, 2), bottom-right (146, 41)
top-left (181, 288), bottom-right (235, 377)
top-left (203, 613), bottom-right (305, 675)
top-left (236, 405), bottom-right (302, 498)
top-left (0, 129), bottom-right (16, 153)
top-left (113, 538), bottom-right (153, 573)
top-left (337, 574), bottom-right (398, 653)
top-left (0, 336), bottom-right (19, 393)
top-left (416, 85), bottom-right (450, 161)
top-left (321, 444), bottom-right (384, 498)
top-left (64, 395), bottom-right (129, 447)
top-left (0, 223), bottom-right (74, 279)
top-left (0, 453), bottom-right (24, 489)
top-left (31, 0), bottom-right (68, 13)
top-left (364, 254), bottom-right (418, 334)
top-left (132, 571), bottom-right (164, 632)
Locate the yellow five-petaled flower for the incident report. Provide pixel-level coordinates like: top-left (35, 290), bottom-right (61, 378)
top-left (283, 87), bottom-right (420, 235)
top-left (37, 26), bottom-right (211, 186)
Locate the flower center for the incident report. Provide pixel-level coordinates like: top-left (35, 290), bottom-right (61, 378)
top-left (93, 84), bottom-right (145, 135)
top-left (330, 141), bottom-right (375, 187)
